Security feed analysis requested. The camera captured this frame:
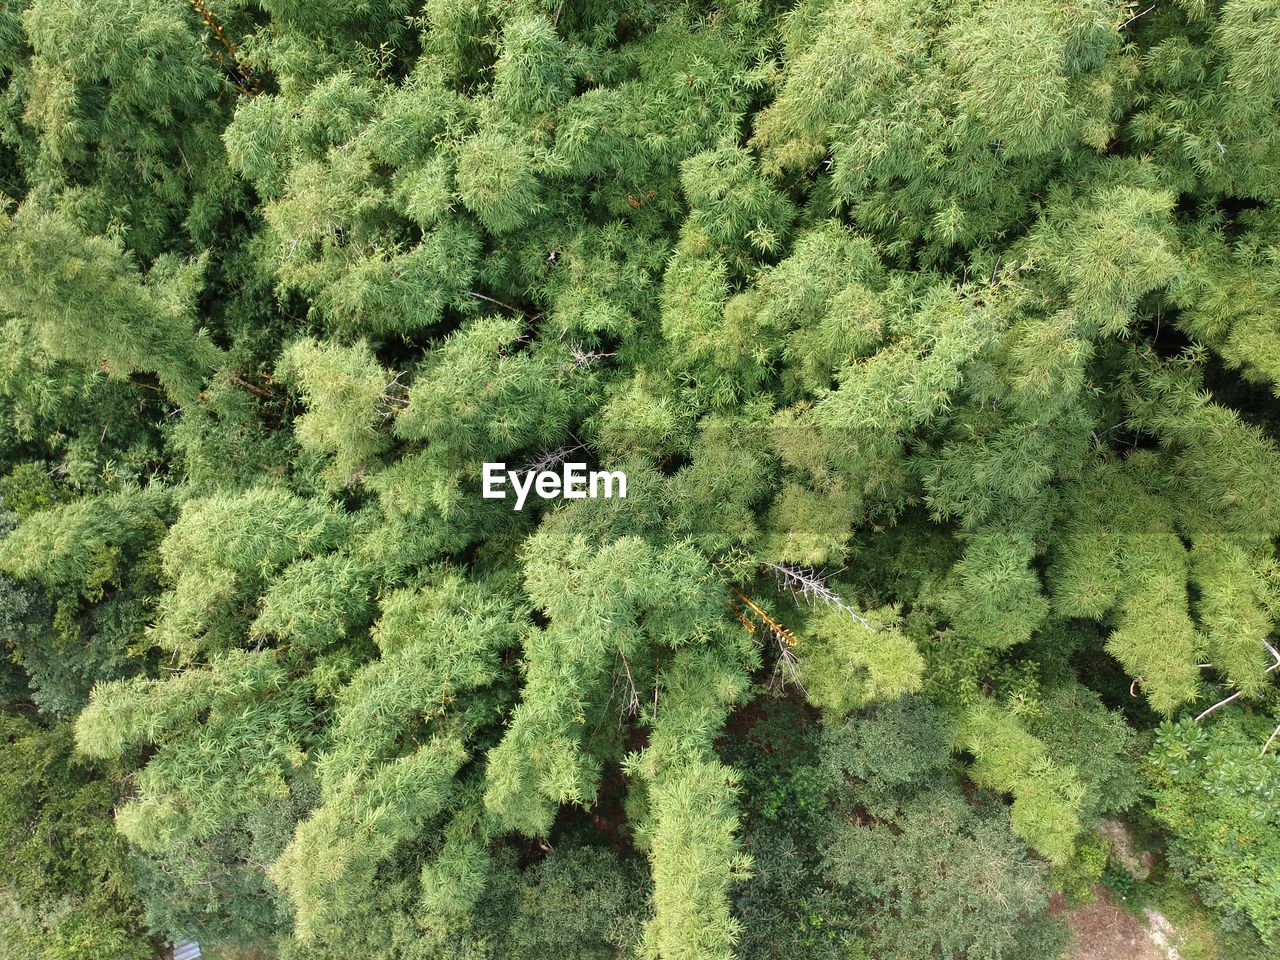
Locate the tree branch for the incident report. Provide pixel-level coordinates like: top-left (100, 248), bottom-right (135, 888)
top-left (762, 561), bottom-right (875, 629)
top-left (1194, 640), bottom-right (1280, 722)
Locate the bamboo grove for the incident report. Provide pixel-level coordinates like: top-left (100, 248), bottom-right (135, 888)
top-left (2, 1), bottom-right (1280, 958)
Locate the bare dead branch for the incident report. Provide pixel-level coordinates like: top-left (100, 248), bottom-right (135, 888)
top-left (763, 561), bottom-right (876, 629)
top-left (1195, 689), bottom-right (1244, 723)
top-left (220, 370), bottom-right (275, 399)
top-left (469, 290), bottom-right (538, 317)
top-left (1261, 723), bottom-right (1280, 758)
top-left (517, 438), bottom-right (588, 477)
top-left (618, 651), bottom-right (641, 718)
top-left (568, 342), bottom-right (617, 369)
top-left (1193, 639), bottom-right (1280, 722)
top-left (376, 370), bottom-right (410, 422)
top-left (1117, 2), bottom-right (1157, 31)
top-left (769, 640), bottom-right (805, 694)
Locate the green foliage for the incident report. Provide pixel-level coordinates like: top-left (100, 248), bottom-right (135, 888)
top-left (75, 649), bottom-right (316, 854)
top-left (1149, 716), bottom-right (1280, 946)
top-left (818, 698), bottom-right (1067, 960)
top-left (638, 758), bottom-right (749, 960)
top-left (0, 488), bottom-right (168, 713)
top-left (823, 791), bottom-right (1067, 960)
top-left (394, 317), bottom-right (580, 464)
top-left (798, 603), bottom-right (923, 720)
top-left (15, 0), bottom-right (233, 254)
top-left (273, 734), bottom-right (468, 942)
top-left (250, 552), bottom-right (374, 651)
top-left (456, 129), bottom-right (544, 234)
top-left (4, 0), bottom-right (1280, 955)
top-left (278, 337), bottom-right (397, 484)
top-left (0, 715), bottom-right (154, 960)
top-left (150, 486), bottom-right (349, 656)
top-left (0, 461), bottom-right (69, 517)
top-left (956, 699), bottom-right (1085, 864)
top-left (498, 846), bottom-right (648, 960)
top-left (163, 374), bottom-right (296, 493)
top-left (1026, 683), bottom-right (1139, 826)
top-left (271, 572), bottom-right (523, 941)
top-left (1051, 832), bottom-right (1110, 905)
top-left (0, 486), bottom-right (169, 597)
top-left (936, 531), bottom-right (1049, 650)
top-left (0, 208), bottom-right (219, 404)
top-left (486, 532), bottom-right (732, 835)
top-left (721, 698), bottom-right (861, 960)
top-left (753, 0), bottom-right (1127, 261)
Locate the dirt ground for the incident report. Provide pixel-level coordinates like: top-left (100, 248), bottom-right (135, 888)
top-left (1051, 886), bottom-right (1174, 960)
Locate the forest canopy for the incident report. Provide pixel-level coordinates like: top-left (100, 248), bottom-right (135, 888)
top-left (2, 1), bottom-right (1280, 958)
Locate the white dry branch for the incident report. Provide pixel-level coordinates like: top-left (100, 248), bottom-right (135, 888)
top-left (568, 341), bottom-right (616, 370)
top-left (618, 649), bottom-right (642, 719)
top-left (516, 438), bottom-right (588, 477)
top-left (762, 561), bottom-right (876, 630)
top-left (1194, 639), bottom-right (1280, 756)
top-left (770, 639), bottom-right (804, 694)
top-left (376, 370), bottom-right (409, 423)
top-left (1261, 723), bottom-right (1280, 758)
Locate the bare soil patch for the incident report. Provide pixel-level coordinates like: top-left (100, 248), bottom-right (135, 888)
top-left (1051, 885), bottom-right (1170, 960)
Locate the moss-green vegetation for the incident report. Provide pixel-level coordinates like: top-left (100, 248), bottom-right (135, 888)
top-left (2, 1), bottom-right (1280, 957)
